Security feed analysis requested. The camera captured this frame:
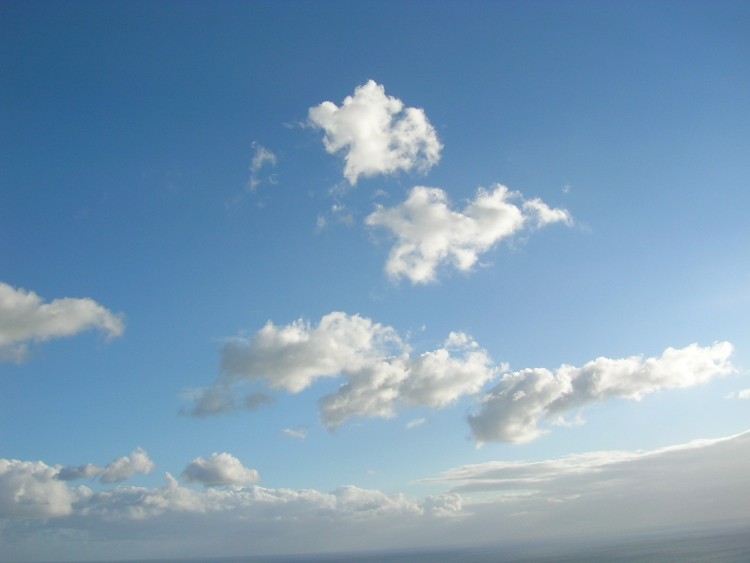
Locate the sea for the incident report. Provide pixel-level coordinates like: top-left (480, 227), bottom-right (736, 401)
top-left (48, 525), bottom-right (750, 563)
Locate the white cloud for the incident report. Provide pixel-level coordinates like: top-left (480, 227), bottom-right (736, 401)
top-left (0, 459), bottom-right (81, 517)
top-left (98, 448), bottom-right (156, 484)
top-left (248, 141), bottom-right (277, 191)
top-left (424, 431), bottom-right (750, 535)
top-left (282, 428), bottom-right (307, 439)
top-left (308, 80), bottom-right (442, 185)
top-left (182, 453), bottom-right (260, 487)
top-left (468, 342), bottom-right (735, 444)
top-left (193, 312), bottom-right (498, 429)
top-left (366, 185), bottom-right (572, 284)
top-left (406, 418), bottom-right (427, 429)
top-left (726, 388), bottom-right (750, 399)
top-left (0, 281), bottom-right (125, 362)
top-left (4, 433), bottom-right (750, 561)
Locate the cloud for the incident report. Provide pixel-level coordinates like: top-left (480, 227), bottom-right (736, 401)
top-left (179, 387), bottom-right (274, 417)
top-left (3, 433), bottom-right (750, 561)
top-left (308, 80), bottom-right (442, 185)
top-left (726, 388), bottom-right (750, 400)
top-left (190, 312), bottom-right (499, 429)
top-left (98, 448), bottom-right (156, 484)
top-left (406, 418), bottom-right (427, 429)
top-left (282, 428), bottom-right (307, 439)
top-left (0, 459), bottom-right (81, 517)
top-left (423, 431), bottom-right (750, 535)
top-left (57, 463), bottom-right (103, 481)
top-left (248, 141), bottom-right (277, 191)
top-left (182, 453), bottom-right (260, 487)
top-left (468, 342), bottom-right (735, 444)
top-left (0, 281), bottom-right (125, 362)
top-left (366, 185), bottom-right (572, 284)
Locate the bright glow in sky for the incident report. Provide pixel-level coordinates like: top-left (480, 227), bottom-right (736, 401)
top-left (1, 1), bottom-right (749, 561)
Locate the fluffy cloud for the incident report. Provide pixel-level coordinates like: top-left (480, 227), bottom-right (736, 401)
top-left (98, 448), bottom-right (155, 483)
top-left (182, 453), bottom-right (260, 487)
top-left (366, 185), bottom-right (572, 284)
top-left (308, 80), bottom-right (442, 185)
top-left (58, 448), bottom-right (155, 484)
top-left (0, 459), bottom-right (81, 517)
top-left (191, 312), bottom-right (498, 429)
top-left (0, 281), bottom-right (124, 362)
top-left (468, 342), bottom-right (735, 444)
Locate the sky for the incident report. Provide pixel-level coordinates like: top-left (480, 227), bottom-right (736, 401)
top-left (1, 0), bottom-right (749, 560)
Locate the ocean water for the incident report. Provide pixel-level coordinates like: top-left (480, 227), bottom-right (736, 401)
top-left (79, 526), bottom-right (750, 563)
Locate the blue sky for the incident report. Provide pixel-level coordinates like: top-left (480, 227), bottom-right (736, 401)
top-left (1, 1), bottom-right (749, 560)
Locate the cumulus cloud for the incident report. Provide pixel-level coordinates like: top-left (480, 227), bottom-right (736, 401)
top-left (199, 312), bottom-right (498, 429)
top-left (0, 281), bottom-right (125, 362)
top-left (308, 80), bottom-right (442, 185)
top-left (98, 448), bottom-right (155, 484)
top-left (182, 453), bottom-right (260, 487)
top-left (366, 185), bottom-right (572, 284)
top-left (468, 342), bottom-right (735, 444)
top-left (0, 459), bottom-right (81, 517)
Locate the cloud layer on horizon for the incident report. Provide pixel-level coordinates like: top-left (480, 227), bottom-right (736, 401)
top-left (366, 185), bottom-right (572, 284)
top-left (0, 282), bottom-right (124, 363)
top-left (2, 432), bottom-right (748, 561)
top-left (308, 80), bottom-right (442, 185)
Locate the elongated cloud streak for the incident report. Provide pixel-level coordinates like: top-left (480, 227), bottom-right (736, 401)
top-left (468, 342), bottom-right (735, 444)
top-left (366, 185), bottom-right (571, 284)
top-left (0, 282), bottom-right (124, 362)
top-left (309, 80), bottom-right (442, 185)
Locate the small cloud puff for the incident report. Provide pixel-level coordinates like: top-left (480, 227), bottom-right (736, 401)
top-left (182, 453), bottom-right (260, 487)
top-left (308, 80), bottom-right (442, 185)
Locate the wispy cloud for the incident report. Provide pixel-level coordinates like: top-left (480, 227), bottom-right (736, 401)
top-left (726, 388), bottom-right (750, 400)
top-left (366, 185), bottom-right (572, 284)
top-left (0, 282), bottom-right (124, 363)
top-left (248, 141), bottom-right (277, 191)
top-left (469, 342), bottom-right (735, 444)
top-left (308, 80), bottom-right (442, 185)
top-left (282, 428), bottom-right (307, 439)
top-left (406, 418), bottom-right (427, 429)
